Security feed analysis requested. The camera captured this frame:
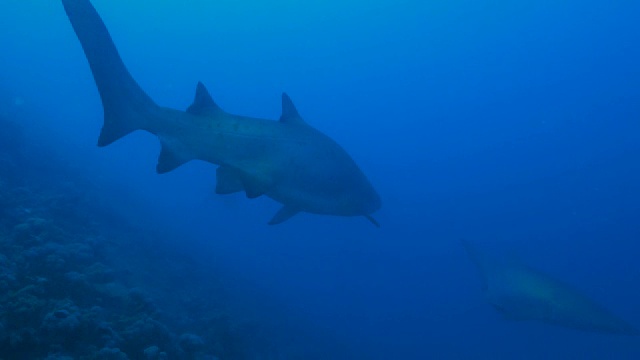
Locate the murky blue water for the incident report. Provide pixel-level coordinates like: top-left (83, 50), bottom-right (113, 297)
top-left (0, 0), bottom-right (639, 358)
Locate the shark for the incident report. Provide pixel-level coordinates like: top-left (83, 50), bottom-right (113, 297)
top-left (461, 239), bottom-right (638, 335)
top-left (60, 0), bottom-right (381, 226)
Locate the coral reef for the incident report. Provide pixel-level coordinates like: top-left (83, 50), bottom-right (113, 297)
top-left (0, 113), bottom-right (273, 359)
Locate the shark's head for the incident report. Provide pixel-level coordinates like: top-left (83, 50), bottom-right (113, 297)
top-left (570, 303), bottom-right (640, 336)
top-left (342, 173), bottom-right (382, 219)
top-left (293, 142), bottom-right (382, 219)
top-left (343, 177), bottom-right (382, 226)
top-left (356, 181), bottom-right (382, 215)
top-left (609, 320), bottom-right (640, 336)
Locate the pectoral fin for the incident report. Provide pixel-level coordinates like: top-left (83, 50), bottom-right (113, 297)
top-left (365, 215), bottom-right (380, 227)
top-left (241, 177), bottom-right (268, 199)
top-left (268, 206), bottom-right (300, 225)
top-left (215, 165), bottom-right (270, 198)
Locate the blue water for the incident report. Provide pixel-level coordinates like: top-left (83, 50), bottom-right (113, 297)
top-left (1, 0), bottom-right (639, 358)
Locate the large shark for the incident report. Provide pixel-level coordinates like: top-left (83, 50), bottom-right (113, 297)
top-left (60, 0), bottom-right (381, 226)
top-left (461, 240), bottom-right (638, 335)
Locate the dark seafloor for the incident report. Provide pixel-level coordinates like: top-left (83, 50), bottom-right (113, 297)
top-left (0, 93), bottom-right (353, 360)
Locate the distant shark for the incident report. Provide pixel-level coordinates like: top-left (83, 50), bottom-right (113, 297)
top-left (461, 240), bottom-right (638, 335)
top-left (60, 0), bottom-right (381, 226)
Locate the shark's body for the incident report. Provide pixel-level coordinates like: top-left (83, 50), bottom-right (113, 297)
top-left (461, 240), bottom-right (637, 335)
top-left (61, 0), bottom-right (381, 225)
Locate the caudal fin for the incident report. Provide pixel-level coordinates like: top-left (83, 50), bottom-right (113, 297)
top-left (62, 0), bottom-right (158, 146)
top-left (460, 239), bottom-right (490, 291)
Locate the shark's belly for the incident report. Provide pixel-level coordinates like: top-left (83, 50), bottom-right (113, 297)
top-left (181, 120), bottom-right (379, 216)
top-left (267, 157), bottom-right (366, 215)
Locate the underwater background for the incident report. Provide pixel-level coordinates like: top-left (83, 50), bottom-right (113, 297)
top-left (1, 0), bottom-right (639, 359)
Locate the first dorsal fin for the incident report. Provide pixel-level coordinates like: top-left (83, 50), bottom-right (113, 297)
top-left (187, 82), bottom-right (222, 115)
top-left (279, 93), bottom-right (306, 125)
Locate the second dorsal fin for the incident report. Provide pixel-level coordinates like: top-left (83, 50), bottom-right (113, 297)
top-left (187, 82), bottom-right (222, 115)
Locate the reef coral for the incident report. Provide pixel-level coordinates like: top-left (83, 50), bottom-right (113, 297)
top-left (0, 112), bottom-right (267, 359)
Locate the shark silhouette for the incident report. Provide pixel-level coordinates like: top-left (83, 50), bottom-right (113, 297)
top-left (461, 240), bottom-right (638, 335)
top-left (61, 0), bottom-right (381, 226)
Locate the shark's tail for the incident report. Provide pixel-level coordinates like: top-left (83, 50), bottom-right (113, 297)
top-left (62, 0), bottom-right (158, 146)
top-left (460, 239), bottom-right (490, 291)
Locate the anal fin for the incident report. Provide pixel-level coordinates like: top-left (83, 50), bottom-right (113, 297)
top-left (156, 140), bottom-right (190, 174)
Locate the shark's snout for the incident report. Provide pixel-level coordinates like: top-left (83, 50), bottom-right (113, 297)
top-left (353, 184), bottom-right (381, 218)
top-left (365, 190), bottom-right (382, 215)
